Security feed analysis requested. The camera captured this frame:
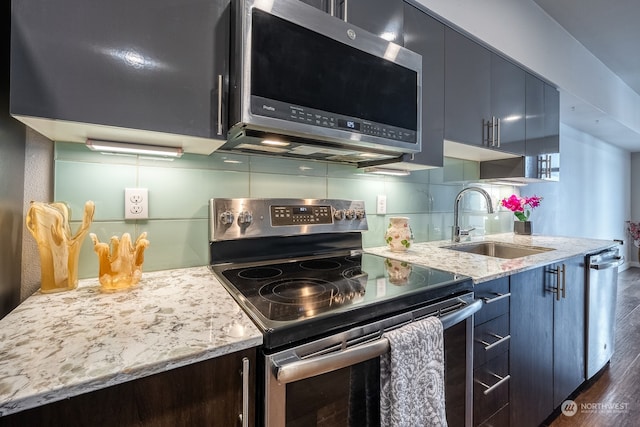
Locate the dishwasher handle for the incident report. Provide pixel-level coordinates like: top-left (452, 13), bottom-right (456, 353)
top-left (590, 256), bottom-right (624, 270)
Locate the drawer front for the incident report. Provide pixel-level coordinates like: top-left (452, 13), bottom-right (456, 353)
top-left (475, 277), bottom-right (510, 325)
top-left (474, 314), bottom-right (510, 367)
top-left (479, 403), bottom-right (509, 427)
top-left (474, 351), bottom-right (510, 424)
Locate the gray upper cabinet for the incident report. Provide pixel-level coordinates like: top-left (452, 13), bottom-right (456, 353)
top-left (10, 0), bottom-right (229, 154)
top-left (396, 2), bottom-right (444, 169)
top-left (445, 27), bottom-right (550, 157)
top-left (525, 74), bottom-right (560, 156)
top-left (525, 74), bottom-right (546, 149)
top-left (300, 0), bottom-right (404, 44)
top-left (444, 27), bottom-right (491, 148)
top-left (543, 83), bottom-right (560, 153)
top-left (491, 55), bottom-right (526, 155)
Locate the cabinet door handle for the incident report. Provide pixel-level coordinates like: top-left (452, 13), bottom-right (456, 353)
top-left (560, 263), bottom-right (566, 299)
top-left (239, 357), bottom-right (250, 427)
top-left (476, 373), bottom-right (510, 395)
top-left (548, 266), bottom-right (561, 301)
top-left (496, 117), bottom-right (501, 147)
top-left (479, 333), bottom-right (511, 351)
top-left (343, 0), bottom-right (348, 22)
top-left (481, 292), bottom-right (511, 304)
top-left (492, 117), bottom-right (497, 147)
top-left (483, 118), bottom-right (490, 146)
top-left (217, 74), bottom-right (224, 136)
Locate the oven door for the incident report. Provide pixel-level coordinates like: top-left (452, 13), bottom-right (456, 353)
top-left (264, 294), bottom-right (482, 427)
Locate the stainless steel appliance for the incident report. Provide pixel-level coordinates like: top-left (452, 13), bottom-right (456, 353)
top-left (225, 0), bottom-right (422, 167)
top-left (585, 247), bottom-right (624, 379)
top-left (208, 198), bottom-right (480, 427)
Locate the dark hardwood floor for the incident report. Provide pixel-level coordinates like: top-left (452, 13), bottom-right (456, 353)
top-left (546, 267), bottom-right (640, 426)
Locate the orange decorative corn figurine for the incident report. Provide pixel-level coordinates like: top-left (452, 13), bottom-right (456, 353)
top-left (90, 232), bottom-right (150, 291)
top-left (26, 200), bottom-right (95, 293)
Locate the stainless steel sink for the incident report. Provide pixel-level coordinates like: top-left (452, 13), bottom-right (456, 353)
top-left (441, 241), bottom-right (555, 259)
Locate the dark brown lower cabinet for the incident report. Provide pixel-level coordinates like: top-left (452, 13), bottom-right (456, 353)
top-left (0, 347), bottom-right (256, 427)
top-left (473, 277), bottom-right (511, 426)
top-left (510, 256), bottom-right (585, 427)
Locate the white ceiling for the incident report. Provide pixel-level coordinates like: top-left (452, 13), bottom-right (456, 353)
top-left (533, 0), bottom-right (640, 152)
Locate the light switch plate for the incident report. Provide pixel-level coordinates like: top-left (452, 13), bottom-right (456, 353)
top-left (376, 195), bottom-right (387, 214)
top-left (125, 188), bottom-right (148, 220)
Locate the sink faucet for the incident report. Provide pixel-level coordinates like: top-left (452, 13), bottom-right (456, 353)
top-left (452, 187), bottom-right (494, 242)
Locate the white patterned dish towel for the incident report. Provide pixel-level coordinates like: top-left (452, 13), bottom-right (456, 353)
top-left (380, 317), bottom-right (448, 427)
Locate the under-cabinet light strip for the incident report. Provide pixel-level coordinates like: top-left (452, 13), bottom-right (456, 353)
top-left (86, 139), bottom-right (184, 158)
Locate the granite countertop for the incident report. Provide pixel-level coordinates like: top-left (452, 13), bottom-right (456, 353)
top-left (0, 266), bottom-right (262, 417)
top-left (366, 233), bottom-right (619, 284)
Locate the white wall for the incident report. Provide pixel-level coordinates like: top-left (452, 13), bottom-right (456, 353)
top-left (526, 124), bottom-right (631, 259)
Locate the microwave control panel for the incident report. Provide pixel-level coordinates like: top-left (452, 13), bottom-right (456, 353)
top-left (250, 96), bottom-right (416, 143)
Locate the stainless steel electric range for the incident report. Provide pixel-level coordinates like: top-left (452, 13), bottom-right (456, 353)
top-left (208, 198), bottom-right (480, 427)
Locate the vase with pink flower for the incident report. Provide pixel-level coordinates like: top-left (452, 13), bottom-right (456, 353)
top-left (501, 194), bottom-right (543, 235)
top-left (626, 221), bottom-right (640, 260)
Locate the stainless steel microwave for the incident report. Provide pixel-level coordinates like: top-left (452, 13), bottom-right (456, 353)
top-left (224, 0), bottom-right (423, 167)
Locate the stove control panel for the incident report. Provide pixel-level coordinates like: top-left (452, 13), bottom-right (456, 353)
top-left (209, 198), bottom-right (368, 241)
top-left (271, 205), bottom-right (332, 226)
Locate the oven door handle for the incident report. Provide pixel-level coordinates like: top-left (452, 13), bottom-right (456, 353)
top-left (276, 299), bottom-right (483, 384)
top-left (440, 298), bottom-right (483, 329)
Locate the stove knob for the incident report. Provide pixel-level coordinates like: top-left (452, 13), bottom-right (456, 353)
top-left (344, 209), bottom-right (356, 220)
top-left (219, 211), bottom-right (234, 225)
top-left (355, 210), bottom-right (366, 220)
top-left (238, 210), bottom-right (253, 225)
top-left (334, 209), bottom-right (345, 220)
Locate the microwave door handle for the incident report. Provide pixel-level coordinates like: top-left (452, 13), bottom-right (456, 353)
top-left (216, 74), bottom-right (223, 136)
top-left (276, 338), bottom-right (389, 384)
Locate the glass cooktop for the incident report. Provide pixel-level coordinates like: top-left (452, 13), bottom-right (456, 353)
top-left (212, 252), bottom-right (472, 349)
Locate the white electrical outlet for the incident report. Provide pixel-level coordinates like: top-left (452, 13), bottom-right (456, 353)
top-left (376, 195), bottom-right (387, 214)
top-left (125, 188), bottom-right (148, 220)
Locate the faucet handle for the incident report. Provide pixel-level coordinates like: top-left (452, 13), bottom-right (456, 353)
top-left (460, 227), bottom-right (476, 236)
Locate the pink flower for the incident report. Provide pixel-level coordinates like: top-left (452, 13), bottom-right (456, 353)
top-left (627, 221), bottom-right (640, 241)
top-left (501, 194), bottom-right (543, 221)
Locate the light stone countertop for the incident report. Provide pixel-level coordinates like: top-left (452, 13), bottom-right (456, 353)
top-left (0, 266), bottom-right (262, 417)
top-left (0, 233), bottom-right (618, 417)
top-left (366, 233), bottom-right (619, 284)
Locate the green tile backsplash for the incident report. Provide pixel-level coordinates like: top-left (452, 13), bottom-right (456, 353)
top-left (54, 142), bottom-right (515, 279)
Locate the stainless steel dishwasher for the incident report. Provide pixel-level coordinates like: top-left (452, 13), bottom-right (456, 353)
top-left (585, 247), bottom-right (624, 379)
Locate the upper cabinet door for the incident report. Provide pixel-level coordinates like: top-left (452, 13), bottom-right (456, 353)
top-left (525, 75), bottom-right (560, 156)
top-left (11, 0), bottom-right (229, 144)
top-left (525, 73), bottom-right (546, 152)
top-left (491, 54), bottom-right (526, 155)
top-left (444, 27), bottom-right (492, 147)
top-left (402, 2), bottom-right (444, 168)
top-left (543, 84), bottom-right (560, 153)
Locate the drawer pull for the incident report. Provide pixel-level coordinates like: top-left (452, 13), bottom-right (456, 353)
top-left (481, 292), bottom-right (511, 304)
top-left (479, 333), bottom-right (511, 351)
top-left (476, 373), bottom-right (510, 395)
